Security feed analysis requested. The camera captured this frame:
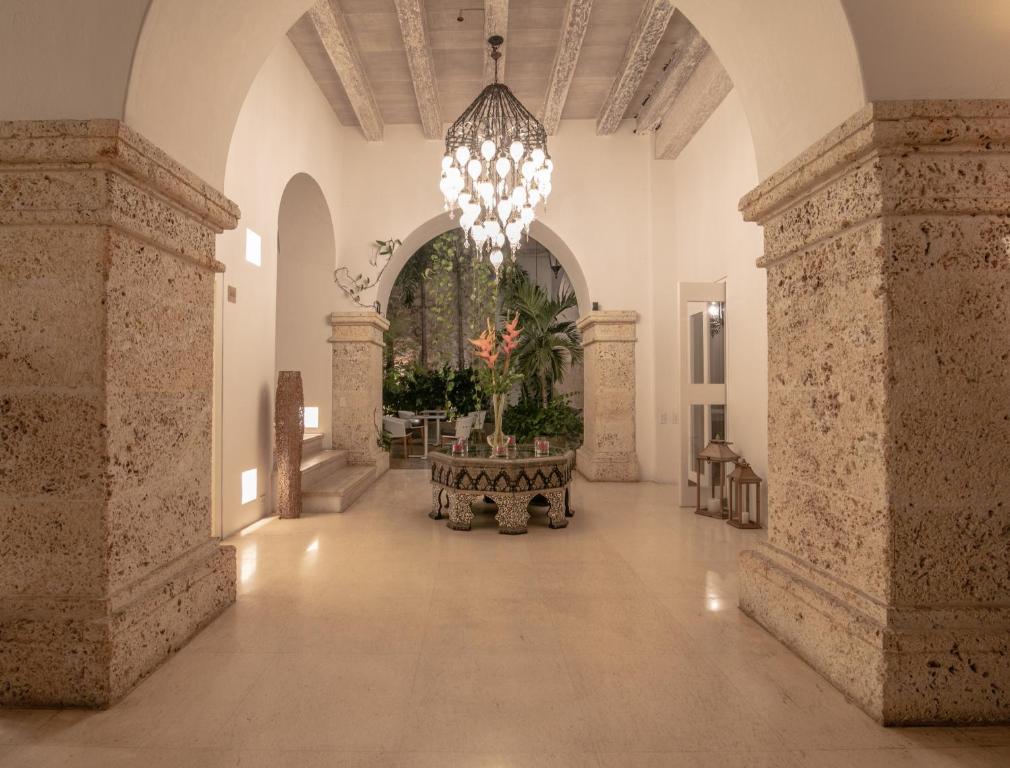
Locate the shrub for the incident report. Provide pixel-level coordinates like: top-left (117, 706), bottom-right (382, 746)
top-left (501, 396), bottom-right (583, 447)
top-left (383, 364), bottom-right (481, 418)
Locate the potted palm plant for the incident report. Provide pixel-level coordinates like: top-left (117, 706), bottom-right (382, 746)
top-left (505, 277), bottom-right (583, 407)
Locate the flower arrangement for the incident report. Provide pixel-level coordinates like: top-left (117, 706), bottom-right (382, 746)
top-left (470, 312), bottom-right (523, 453)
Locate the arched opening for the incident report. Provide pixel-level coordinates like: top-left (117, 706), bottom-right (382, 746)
top-left (276, 173), bottom-right (337, 447)
top-left (382, 228), bottom-right (586, 466)
top-left (377, 212), bottom-right (591, 318)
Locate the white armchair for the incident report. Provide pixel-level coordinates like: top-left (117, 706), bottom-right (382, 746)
top-left (383, 415), bottom-right (411, 457)
top-left (440, 413), bottom-right (475, 446)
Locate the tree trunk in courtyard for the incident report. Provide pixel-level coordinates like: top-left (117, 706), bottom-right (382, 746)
top-left (540, 370), bottom-right (549, 408)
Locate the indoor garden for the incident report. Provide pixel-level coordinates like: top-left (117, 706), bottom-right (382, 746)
top-left (383, 232), bottom-right (584, 450)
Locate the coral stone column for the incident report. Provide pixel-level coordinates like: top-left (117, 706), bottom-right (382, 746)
top-left (0, 120), bottom-right (239, 707)
top-left (275, 371), bottom-right (304, 519)
top-left (739, 101), bottom-right (1010, 724)
top-left (575, 310), bottom-right (640, 481)
top-left (329, 310), bottom-right (390, 475)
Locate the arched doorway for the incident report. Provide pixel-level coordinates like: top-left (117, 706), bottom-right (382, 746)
top-left (377, 221), bottom-right (588, 465)
top-left (276, 173), bottom-right (337, 448)
top-left (377, 212), bottom-right (591, 316)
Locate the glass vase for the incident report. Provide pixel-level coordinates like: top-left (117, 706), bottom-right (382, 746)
top-left (487, 393), bottom-right (507, 456)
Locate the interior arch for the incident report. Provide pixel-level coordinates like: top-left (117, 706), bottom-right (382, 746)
top-left (376, 212), bottom-right (592, 318)
top-left (123, 0), bottom-right (865, 184)
top-left (276, 172), bottom-right (336, 444)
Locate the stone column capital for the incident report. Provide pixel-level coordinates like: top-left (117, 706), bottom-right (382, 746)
top-left (576, 310), bottom-right (639, 345)
top-left (328, 310), bottom-right (390, 347)
top-left (0, 119), bottom-right (240, 272)
top-left (739, 99), bottom-right (1010, 267)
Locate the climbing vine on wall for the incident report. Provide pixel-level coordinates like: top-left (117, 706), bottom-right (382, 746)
top-left (333, 238), bottom-right (402, 308)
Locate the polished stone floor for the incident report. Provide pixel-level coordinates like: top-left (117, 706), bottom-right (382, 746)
top-left (2, 471), bottom-right (1008, 767)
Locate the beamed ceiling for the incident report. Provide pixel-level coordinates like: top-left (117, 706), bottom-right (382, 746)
top-left (288, 0), bottom-right (732, 159)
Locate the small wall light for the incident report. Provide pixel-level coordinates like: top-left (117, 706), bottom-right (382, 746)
top-left (304, 406), bottom-right (320, 430)
top-left (241, 468), bottom-right (258, 505)
top-left (245, 228), bottom-right (262, 266)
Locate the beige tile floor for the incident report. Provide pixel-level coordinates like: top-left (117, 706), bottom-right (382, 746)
top-left (2, 471), bottom-right (1009, 767)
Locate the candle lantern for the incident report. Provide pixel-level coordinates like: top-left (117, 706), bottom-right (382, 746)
top-left (727, 459), bottom-right (762, 529)
top-left (694, 438), bottom-right (739, 519)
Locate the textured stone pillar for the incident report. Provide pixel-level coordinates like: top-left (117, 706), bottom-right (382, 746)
top-left (0, 120), bottom-right (239, 707)
top-left (738, 101), bottom-right (1010, 725)
top-left (329, 310), bottom-right (389, 474)
top-left (575, 311), bottom-right (640, 481)
top-left (275, 371), bottom-right (304, 519)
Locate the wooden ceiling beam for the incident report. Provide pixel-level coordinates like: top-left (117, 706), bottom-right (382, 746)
top-left (483, 0), bottom-right (509, 86)
top-left (596, 0), bottom-right (675, 135)
top-left (393, 0), bottom-right (443, 139)
top-left (635, 26), bottom-right (709, 134)
top-left (307, 0), bottom-right (383, 141)
top-left (654, 49), bottom-right (733, 160)
top-left (541, 0), bottom-right (594, 135)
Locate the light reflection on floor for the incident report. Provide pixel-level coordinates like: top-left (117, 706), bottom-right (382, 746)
top-left (1, 470), bottom-right (1008, 768)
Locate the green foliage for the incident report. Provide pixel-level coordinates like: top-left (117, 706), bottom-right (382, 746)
top-left (383, 364), bottom-right (482, 418)
top-left (388, 231), bottom-right (497, 370)
top-left (444, 365), bottom-right (482, 416)
top-left (501, 395), bottom-right (584, 447)
top-left (502, 272), bottom-right (583, 407)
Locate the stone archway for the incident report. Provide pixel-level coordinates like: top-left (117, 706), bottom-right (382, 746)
top-left (372, 214), bottom-right (640, 482)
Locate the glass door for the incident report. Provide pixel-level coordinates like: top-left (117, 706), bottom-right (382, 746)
top-left (679, 283), bottom-right (727, 506)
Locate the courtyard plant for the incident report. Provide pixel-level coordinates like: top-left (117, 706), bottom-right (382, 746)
top-left (502, 394), bottom-right (583, 447)
top-left (502, 273), bottom-right (583, 407)
top-left (382, 364), bottom-right (481, 418)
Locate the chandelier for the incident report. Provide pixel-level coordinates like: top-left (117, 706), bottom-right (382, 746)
top-left (439, 35), bottom-right (553, 275)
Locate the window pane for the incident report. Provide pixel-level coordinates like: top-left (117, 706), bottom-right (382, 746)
top-left (710, 404), bottom-right (726, 442)
top-left (709, 404), bottom-right (727, 486)
top-left (690, 404), bottom-right (705, 474)
top-left (708, 302), bottom-right (725, 384)
top-left (689, 310), bottom-right (704, 384)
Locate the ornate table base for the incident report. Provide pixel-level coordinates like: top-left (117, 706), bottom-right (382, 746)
top-left (429, 448), bottom-right (575, 535)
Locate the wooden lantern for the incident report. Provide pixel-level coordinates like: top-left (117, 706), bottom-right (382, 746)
top-left (694, 438), bottom-right (739, 519)
top-left (727, 459), bottom-right (762, 529)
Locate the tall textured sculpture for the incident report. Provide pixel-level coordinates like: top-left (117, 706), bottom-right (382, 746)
top-left (275, 371), bottom-right (304, 519)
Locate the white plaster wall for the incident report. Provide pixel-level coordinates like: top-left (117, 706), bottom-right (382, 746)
top-left (215, 38), bottom-right (346, 537)
top-left (844, 0), bottom-right (1010, 100)
top-left (0, 0), bottom-right (149, 121)
top-left (650, 90), bottom-right (765, 504)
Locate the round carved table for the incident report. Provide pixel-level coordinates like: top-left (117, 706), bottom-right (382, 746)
top-left (429, 446), bottom-right (575, 534)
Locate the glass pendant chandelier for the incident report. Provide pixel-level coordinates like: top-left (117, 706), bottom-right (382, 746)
top-left (439, 35), bottom-right (553, 275)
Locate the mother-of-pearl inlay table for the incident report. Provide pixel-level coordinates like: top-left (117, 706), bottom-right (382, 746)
top-left (429, 446), bottom-right (575, 534)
